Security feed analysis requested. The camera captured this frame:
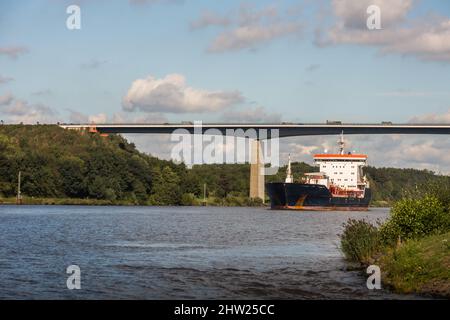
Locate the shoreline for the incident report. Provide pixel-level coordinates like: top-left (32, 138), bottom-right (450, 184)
top-left (0, 197), bottom-right (267, 207)
top-left (0, 197), bottom-right (392, 208)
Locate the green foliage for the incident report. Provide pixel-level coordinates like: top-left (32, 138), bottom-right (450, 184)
top-left (380, 195), bottom-right (450, 244)
top-left (205, 195), bottom-right (264, 207)
top-left (379, 231), bottom-right (450, 297)
top-left (405, 180), bottom-right (450, 211)
top-left (339, 183), bottom-right (450, 297)
top-left (0, 125), bottom-right (170, 203)
top-left (364, 167), bottom-right (450, 204)
top-left (148, 166), bottom-right (182, 205)
top-left (340, 219), bottom-right (381, 264)
top-left (180, 193), bottom-right (198, 206)
top-left (188, 164), bottom-right (251, 198)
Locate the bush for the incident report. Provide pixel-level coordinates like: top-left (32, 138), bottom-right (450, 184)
top-left (340, 219), bottom-right (381, 264)
top-left (425, 182), bottom-right (450, 211)
top-left (380, 195), bottom-right (450, 245)
top-left (181, 193), bottom-right (197, 206)
top-left (245, 197), bottom-right (264, 206)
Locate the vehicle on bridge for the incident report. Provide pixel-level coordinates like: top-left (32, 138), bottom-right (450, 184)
top-left (266, 133), bottom-right (371, 211)
top-left (326, 120), bottom-right (342, 125)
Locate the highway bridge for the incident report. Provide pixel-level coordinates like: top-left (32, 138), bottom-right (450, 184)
top-left (60, 122), bottom-right (450, 137)
top-left (60, 122), bottom-right (450, 201)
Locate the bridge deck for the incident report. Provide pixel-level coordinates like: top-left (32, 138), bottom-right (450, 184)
top-left (60, 123), bottom-right (450, 138)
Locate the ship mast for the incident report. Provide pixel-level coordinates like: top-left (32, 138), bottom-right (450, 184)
top-left (338, 131), bottom-right (345, 155)
top-left (285, 154), bottom-right (293, 183)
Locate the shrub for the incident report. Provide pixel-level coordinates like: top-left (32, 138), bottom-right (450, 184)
top-left (380, 195), bottom-right (450, 245)
top-left (340, 219), bottom-right (381, 264)
top-left (245, 197), bottom-right (264, 206)
top-left (181, 193), bottom-right (197, 206)
top-left (425, 182), bottom-right (450, 211)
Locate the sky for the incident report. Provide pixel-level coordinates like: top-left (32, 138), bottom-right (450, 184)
top-left (1, 0), bottom-right (450, 172)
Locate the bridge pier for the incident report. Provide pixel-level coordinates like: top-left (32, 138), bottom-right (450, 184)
top-left (249, 139), bottom-right (264, 202)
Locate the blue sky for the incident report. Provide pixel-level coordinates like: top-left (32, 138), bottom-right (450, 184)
top-left (1, 0), bottom-right (450, 171)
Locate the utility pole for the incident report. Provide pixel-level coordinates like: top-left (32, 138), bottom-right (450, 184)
top-left (203, 183), bottom-right (207, 206)
top-left (17, 171), bottom-right (22, 205)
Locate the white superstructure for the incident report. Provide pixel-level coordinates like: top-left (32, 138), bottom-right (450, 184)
top-left (304, 133), bottom-right (369, 197)
top-left (313, 154), bottom-right (368, 191)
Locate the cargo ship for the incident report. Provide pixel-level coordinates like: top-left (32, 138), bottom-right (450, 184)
top-left (266, 133), bottom-right (371, 211)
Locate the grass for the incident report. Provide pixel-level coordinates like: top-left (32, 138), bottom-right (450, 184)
top-left (0, 195), bottom-right (266, 207)
top-left (378, 231), bottom-right (450, 297)
top-left (0, 196), bottom-right (138, 206)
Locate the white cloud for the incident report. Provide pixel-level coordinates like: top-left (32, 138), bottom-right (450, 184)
top-left (67, 109), bottom-right (169, 124)
top-left (317, 0), bottom-right (450, 62)
top-left (88, 113), bottom-right (108, 124)
top-left (122, 73), bottom-right (244, 113)
top-left (208, 22), bottom-right (302, 53)
top-left (222, 106), bottom-right (281, 123)
top-left (383, 19), bottom-right (450, 61)
top-left (124, 134), bottom-right (174, 159)
top-left (0, 93), bottom-right (14, 106)
top-left (112, 111), bottom-right (168, 123)
top-left (0, 94), bottom-right (58, 124)
top-left (331, 0), bottom-right (412, 30)
top-left (68, 110), bottom-right (89, 123)
top-left (192, 4), bottom-right (303, 53)
top-left (409, 109), bottom-right (450, 124)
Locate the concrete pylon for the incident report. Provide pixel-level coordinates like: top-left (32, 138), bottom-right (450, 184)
top-left (249, 139), bottom-right (265, 201)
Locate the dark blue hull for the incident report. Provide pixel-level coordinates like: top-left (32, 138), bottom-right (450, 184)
top-left (266, 183), bottom-right (371, 211)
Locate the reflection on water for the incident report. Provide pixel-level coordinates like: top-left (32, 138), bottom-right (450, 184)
top-left (0, 205), bottom-right (421, 299)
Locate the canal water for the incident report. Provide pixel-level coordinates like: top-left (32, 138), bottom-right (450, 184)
top-left (0, 206), bottom-right (420, 299)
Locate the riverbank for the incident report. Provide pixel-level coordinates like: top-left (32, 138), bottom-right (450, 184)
top-left (0, 197), bottom-right (133, 206)
top-left (340, 188), bottom-right (450, 298)
top-left (1, 196), bottom-right (393, 208)
top-left (0, 196), bottom-right (265, 207)
top-left (378, 231), bottom-right (450, 297)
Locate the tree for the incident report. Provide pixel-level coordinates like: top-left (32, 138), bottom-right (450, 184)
top-left (149, 166), bottom-right (182, 205)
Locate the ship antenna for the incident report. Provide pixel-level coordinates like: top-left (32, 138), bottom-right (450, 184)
top-left (285, 154), bottom-right (293, 183)
top-left (338, 131), bottom-right (345, 155)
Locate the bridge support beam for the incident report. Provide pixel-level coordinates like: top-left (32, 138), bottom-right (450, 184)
top-left (249, 139), bottom-right (264, 202)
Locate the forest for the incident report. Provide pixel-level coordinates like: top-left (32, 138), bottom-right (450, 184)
top-left (0, 125), bottom-right (449, 206)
